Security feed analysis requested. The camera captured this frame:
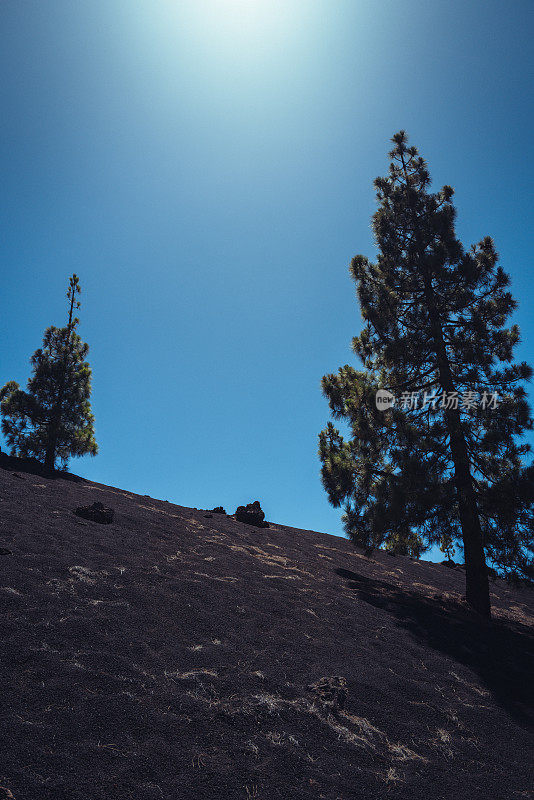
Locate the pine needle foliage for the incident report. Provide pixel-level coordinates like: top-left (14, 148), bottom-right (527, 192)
top-left (319, 132), bottom-right (534, 615)
top-left (1, 275), bottom-right (98, 471)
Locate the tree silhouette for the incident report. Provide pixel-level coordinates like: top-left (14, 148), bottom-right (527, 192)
top-left (319, 132), bottom-right (533, 617)
top-left (1, 275), bottom-right (98, 471)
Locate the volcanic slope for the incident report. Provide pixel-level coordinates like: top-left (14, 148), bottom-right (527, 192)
top-left (0, 458), bottom-right (533, 800)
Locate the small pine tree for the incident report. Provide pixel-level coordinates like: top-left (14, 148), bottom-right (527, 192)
top-left (1, 275), bottom-right (98, 471)
top-left (439, 531), bottom-right (456, 563)
top-left (319, 132), bottom-right (534, 617)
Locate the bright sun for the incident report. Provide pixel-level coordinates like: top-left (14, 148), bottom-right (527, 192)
top-left (129, 0), bottom-right (301, 88)
top-left (150, 0), bottom-right (292, 51)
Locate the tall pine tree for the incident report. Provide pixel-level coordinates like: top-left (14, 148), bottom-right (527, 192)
top-left (1, 275), bottom-right (98, 471)
top-left (319, 132), bottom-right (533, 617)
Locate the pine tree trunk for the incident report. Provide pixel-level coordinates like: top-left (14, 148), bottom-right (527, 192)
top-left (446, 410), bottom-right (491, 617)
top-left (44, 427), bottom-right (58, 472)
top-left (43, 283), bottom-right (77, 473)
top-left (423, 276), bottom-right (491, 617)
top-left (399, 152), bottom-right (491, 618)
top-left (44, 376), bottom-right (64, 472)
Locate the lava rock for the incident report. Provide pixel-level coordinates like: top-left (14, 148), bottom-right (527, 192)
top-left (441, 559), bottom-right (466, 571)
top-left (235, 500), bottom-right (268, 528)
top-left (74, 501), bottom-right (114, 524)
top-left (307, 676), bottom-right (348, 711)
top-left (211, 506), bottom-right (227, 514)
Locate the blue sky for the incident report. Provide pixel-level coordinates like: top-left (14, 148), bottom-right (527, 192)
top-left (1, 1), bottom-right (533, 554)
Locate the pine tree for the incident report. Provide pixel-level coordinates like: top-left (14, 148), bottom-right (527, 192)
top-left (1, 275), bottom-right (98, 471)
top-left (439, 530), bottom-right (456, 563)
top-left (319, 132), bottom-right (534, 617)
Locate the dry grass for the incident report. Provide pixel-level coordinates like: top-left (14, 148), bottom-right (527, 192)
top-left (164, 668), bottom-right (218, 679)
top-left (229, 544), bottom-right (314, 578)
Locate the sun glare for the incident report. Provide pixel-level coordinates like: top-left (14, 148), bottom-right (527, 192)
top-left (198, 0), bottom-right (277, 47)
top-left (138, 0), bottom-right (298, 62)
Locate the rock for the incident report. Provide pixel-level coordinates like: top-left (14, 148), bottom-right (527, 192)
top-left (307, 676), bottom-right (348, 711)
top-left (441, 559), bottom-right (466, 571)
top-left (0, 548), bottom-right (13, 556)
top-left (235, 500), bottom-right (268, 528)
top-left (203, 513), bottom-right (213, 518)
top-left (211, 506), bottom-right (227, 514)
top-left (74, 502), bottom-right (114, 524)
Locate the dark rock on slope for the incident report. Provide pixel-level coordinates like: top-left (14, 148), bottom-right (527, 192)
top-left (307, 676), bottom-right (348, 711)
top-left (0, 459), bottom-right (533, 800)
top-left (74, 501), bottom-right (114, 524)
top-left (235, 500), bottom-right (268, 528)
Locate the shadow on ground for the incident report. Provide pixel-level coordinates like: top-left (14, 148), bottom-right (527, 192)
top-left (0, 452), bottom-right (83, 482)
top-left (335, 567), bottom-right (534, 729)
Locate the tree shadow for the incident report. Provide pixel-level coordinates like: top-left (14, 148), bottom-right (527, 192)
top-left (0, 452), bottom-right (83, 482)
top-left (335, 567), bottom-right (534, 729)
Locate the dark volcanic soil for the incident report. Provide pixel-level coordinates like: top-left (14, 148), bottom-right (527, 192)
top-left (0, 457), bottom-right (533, 800)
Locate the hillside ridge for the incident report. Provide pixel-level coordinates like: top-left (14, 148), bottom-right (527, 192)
top-left (0, 458), bottom-right (533, 799)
